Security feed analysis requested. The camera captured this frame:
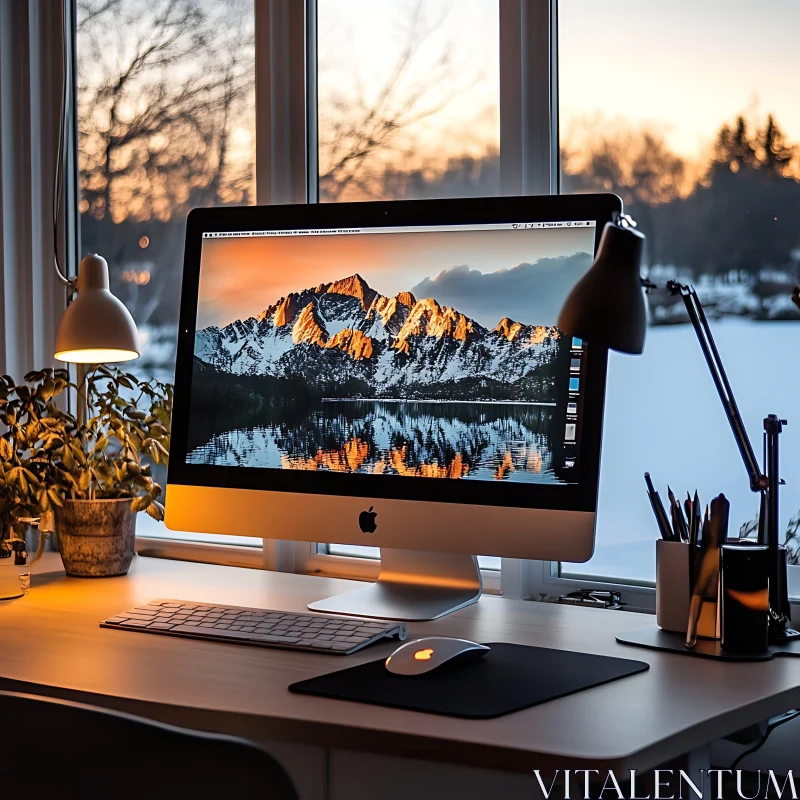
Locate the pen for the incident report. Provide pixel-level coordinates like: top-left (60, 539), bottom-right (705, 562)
top-left (644, 473), bottom-right (674, 541)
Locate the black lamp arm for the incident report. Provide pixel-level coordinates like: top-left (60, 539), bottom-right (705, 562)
top-left (633, 270), bottom-right (792, 638)
top-left (663, 281), bottom-right (767, 494)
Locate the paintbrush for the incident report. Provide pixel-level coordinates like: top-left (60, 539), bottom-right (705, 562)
top-left (686, 496), bottom-right (727, 648)
top-left (685, 491), bottom-right (703, 647)
top-left (687, 506), bottom-right (710, 648)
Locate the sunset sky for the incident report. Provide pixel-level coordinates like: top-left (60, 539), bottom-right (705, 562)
top-left (559, 0), bottom-right (800, 157)
top-left (196, 225), bottom-right (595, 330)
top-left (77, 1), bottom-right (800, 220)
top-left (319, 0), bottom-right (800, 168)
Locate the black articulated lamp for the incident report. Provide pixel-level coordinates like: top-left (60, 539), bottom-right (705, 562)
top-left (557, 215), bottom-right (647, 355)
top-left (557, 212), bottom-right (798, 645)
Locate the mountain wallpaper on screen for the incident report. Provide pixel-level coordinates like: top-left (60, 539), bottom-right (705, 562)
top-left (193, 274), bottom-right (566, 402)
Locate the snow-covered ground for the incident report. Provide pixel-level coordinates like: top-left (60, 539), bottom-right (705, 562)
top-left (576, 317), bottom-right (796, 584)
top-left (647, 268), bottom-right (800, 323)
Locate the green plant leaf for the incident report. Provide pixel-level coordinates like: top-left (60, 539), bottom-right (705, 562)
top-left (40, 376), bottom-right (55, 400)
top-left (145, 501), bottom-right (165, 522)
top-left (130, 495), bottom-right (150, 513)
top-left (78, 470), bottom-right (92, 492)
top-left (0, 367), bottom-right (171, 517)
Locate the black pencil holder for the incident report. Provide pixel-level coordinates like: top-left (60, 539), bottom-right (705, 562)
top-left (720, 542), bottom-right (770, 654)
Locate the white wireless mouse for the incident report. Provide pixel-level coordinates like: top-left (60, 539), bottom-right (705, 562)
top-left (385, 637), bottom-right (490, 676)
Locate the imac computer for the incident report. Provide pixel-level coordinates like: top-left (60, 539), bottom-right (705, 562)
top-left (166, 194), bottom-right (620, 620)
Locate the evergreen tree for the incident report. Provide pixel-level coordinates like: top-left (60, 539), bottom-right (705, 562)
top-left (758, 115), bottom-right (795, 177)
top-left (708, 115), bottom-right (758, 178)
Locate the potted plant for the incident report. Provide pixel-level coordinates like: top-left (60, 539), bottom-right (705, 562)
top-left (54, 365), bottom-right (172, 577)
top-left (0, 369), bottom-right (68, 597)
top-left (0, 366), bottom-right (172, 579)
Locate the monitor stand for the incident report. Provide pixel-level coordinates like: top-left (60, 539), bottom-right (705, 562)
top-left (308, 548), bottom-right (482, 621)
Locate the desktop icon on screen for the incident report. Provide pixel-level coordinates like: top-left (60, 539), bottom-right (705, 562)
top-left (571, 337), bottom-right (583, 349)
top-left (569, 377), bottom-right (579, 392)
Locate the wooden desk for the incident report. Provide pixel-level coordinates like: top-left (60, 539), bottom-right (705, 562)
top-left (1, 553), bottom-right (798, 799)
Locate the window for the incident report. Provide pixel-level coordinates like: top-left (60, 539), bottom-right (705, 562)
top-left (317, 0), bottom-right (500, 202)
top-left (70, 1), bottom-right (800, 591)
top-left (76, 0), bottom-right (258, 546)
top-left (558, 0), bottom-right (800, 584)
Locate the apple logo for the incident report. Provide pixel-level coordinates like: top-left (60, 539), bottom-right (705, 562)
top-left (358, 506), bottom-right (377, 534)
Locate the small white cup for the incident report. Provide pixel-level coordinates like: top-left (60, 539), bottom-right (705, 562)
top-left (656, 539), bottom-right (690, 634)
top-left (656, 539), bottom-right (720, 638)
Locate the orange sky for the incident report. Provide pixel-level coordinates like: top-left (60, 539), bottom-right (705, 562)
top-left (197, 226), bottom-right (595, 329)
top-left (323, 0), bottom-right (800, 166)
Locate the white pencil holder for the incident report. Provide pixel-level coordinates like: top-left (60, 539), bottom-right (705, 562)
top-left (656, 539), bottom-right (719, 638)
top-left (656, 539), bottom-right (690, 634)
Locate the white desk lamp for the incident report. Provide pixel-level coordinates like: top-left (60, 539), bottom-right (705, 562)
top-left (54, 253), bottom-right (140, 364)
top-left (54, 253), bottom-right (141, 425)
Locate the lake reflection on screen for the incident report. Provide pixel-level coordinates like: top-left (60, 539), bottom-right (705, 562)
top-left (187, 400), bottom-right (564, 483)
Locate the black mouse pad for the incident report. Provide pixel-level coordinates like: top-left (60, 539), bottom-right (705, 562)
top-left (289, 643), bottom-right (649, 719)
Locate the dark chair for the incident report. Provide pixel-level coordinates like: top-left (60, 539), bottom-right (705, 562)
top-left (0, 690), bottom-right (297, 800)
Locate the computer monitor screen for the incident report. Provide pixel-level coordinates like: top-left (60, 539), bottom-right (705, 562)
top-left (166, 196), bottom-right (618, 565)
top-left (190, 221), bottom-right (593, 485)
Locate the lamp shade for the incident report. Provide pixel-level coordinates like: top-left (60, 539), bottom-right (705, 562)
top-left (556, 220), bottom-right (647, 355)
top-left (54, 254), bottom-right (141, 363)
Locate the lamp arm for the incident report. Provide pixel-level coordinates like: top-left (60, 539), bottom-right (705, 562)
top-left (665, 281), bottom-right (766, 493)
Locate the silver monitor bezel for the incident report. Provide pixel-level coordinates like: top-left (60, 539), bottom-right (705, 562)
top-left (166, 194), bottom-right (621, 560)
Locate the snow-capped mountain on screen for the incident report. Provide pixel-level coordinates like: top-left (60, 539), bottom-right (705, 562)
top-left (194, 274), bottom-right (564, 399)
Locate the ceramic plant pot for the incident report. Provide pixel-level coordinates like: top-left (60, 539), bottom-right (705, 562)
top-left (0, 527), bottom-right (49, 600)
top-left (55, 498), bottom-right (136, 577)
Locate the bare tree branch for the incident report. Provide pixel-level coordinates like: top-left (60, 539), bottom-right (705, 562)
top-left (78, 0), bottom-right (254, 220)
top-left (318, 0), bottom-right (472, 201)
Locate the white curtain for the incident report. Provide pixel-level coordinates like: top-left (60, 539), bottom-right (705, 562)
top-left (0, 0), bottom-right (68, 379)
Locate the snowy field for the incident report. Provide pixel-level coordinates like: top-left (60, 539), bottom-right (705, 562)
top-left (573, 318), bottom-right (797, 583)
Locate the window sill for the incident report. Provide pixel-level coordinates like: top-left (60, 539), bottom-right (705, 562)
top-left (135, 537), bottom-right (264, 570)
